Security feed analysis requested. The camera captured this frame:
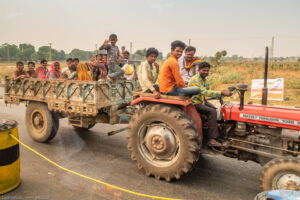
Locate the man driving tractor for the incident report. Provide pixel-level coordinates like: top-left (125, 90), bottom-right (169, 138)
top-left (189, 62), bottom-right (232, 147)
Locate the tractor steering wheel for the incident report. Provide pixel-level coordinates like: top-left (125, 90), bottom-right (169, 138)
top-left (217, 86), bottom-right (236, 105)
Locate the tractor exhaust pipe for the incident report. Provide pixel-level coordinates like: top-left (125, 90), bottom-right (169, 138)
top-left (262, 47), bottom-right (269, 105)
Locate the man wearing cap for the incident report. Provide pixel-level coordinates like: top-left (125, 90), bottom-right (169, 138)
top-left (188, 62), bottom-right (232, 147)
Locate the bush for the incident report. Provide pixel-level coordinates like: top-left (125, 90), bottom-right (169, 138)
top-left (288, 79), bottom-right (300, 89)
top-left (214, 66), bottom-right (230, 74)
top-left (247, 66), bottom-right (255, 74)
top-left (206, 74), bottom-right (220, 89)
top-left (221, 72), bottom-right (244, 84)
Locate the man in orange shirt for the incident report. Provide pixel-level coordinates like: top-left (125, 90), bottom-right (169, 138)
top-left (159, 40), bottom-right (201, 96)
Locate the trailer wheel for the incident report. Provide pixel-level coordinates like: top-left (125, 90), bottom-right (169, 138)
top-left (25, 102), bottom-right (59, 143)
top-left (260, 158), bottom-right (300, 191)
top-left (127, 104), bottom-right (201, 181)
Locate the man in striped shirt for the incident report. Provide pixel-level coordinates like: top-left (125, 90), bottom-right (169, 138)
top-left (189, 62), bottom-right (231, 147)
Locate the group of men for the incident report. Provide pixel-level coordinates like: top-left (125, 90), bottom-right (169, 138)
top-left (12, 34), bottom-right (130, 82)
top-left (137, 40), bottom-right (232, 147)
top-left (11, 35), bottom-right (231, 147)
top-left (12, 58), bottom-right (81, 80)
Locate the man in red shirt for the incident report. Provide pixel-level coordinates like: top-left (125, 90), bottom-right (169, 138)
top-left (159, 40), bottom-right (200, 96)
top-left (35, 59), bottom-right (49, 79)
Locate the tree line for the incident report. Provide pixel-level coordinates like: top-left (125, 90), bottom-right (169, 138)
top-left (0, 43), bottom-right (164, 62)
top-left (1, 43), bottom-right (298, 63)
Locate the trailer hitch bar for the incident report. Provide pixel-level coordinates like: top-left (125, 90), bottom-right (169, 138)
top-left (107, 127), bottom-right (129, 136)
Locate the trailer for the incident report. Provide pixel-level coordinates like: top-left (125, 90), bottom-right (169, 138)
top-left (4, 77), bottom-right (138, 142)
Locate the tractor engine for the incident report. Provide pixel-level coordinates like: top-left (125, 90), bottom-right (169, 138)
top-left (221, 103), bottom-right (300, 165)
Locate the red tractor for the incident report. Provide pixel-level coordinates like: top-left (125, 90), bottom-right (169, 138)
top-left (127, 47), bottom-right (300, 191)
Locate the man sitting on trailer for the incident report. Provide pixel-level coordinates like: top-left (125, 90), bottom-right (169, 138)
top-left (12, 61), bottom-right (28, 80)
top-left (137, 48), bottom-right (160, 98)
top-left (159, 40), bottom-right (201, 96)
top-left (188, 62), bottom-right (232, 147)
top-left (178, 46), bottom-right (201, 84)
top-left (35, 59), bottom-right (48, 79)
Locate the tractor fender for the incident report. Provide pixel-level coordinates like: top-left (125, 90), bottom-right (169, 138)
top-left (130, 97), bottom-right (192, 107)
top-left (184, 104), bottom-right (203, 139)
top-left (131, 97), bottom-right (202, 139)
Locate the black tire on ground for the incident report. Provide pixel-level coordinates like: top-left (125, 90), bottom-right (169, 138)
top-left (25, 102), bottom-right (59, 143)
top-left (72, 123), bottom-right (95, 131)
top-left (127, 104), bottom-right (201, 181)
top-left (260, 158), bottom-right (300, 191)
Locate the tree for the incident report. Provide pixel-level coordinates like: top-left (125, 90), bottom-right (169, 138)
top-left (134, 49), bottom-right (147, 60)
top-left (69, 49), bottom-right (92, 61)
top-left (16, 43), bottom-right (35, 61)
top-left (166, 52), bottom-right (171, 59)
top-left (31, 52), bottom-right (40, 61)
top-left (131, 49), bottom-right (164, 60)
top-left (157, 52), bottom-right (163, 60)
top-left (210, 50), bottom-right (227, 66)
top-left (57, 50), bottom-right (66, 60)
top-left (0, 43), bottom-right (19, 61)
top-left (35, 46), bottom-right (66, 61)
top-left (37, 46), bottom-right (51, 60)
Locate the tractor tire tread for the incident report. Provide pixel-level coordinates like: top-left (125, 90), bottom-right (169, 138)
top-left (127, 103), bottom-right (201, 181)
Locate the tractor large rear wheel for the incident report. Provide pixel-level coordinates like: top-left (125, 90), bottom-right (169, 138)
top-left (127, 104), bottom-right (201, 181)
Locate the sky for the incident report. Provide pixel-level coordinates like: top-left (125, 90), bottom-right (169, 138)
top-left (0, 0), bottom-right (300, 57)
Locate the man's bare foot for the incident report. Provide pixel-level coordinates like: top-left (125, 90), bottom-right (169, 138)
top-left (207, 138), bottom-right (223, 147)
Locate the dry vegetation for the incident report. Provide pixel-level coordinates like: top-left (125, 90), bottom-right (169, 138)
top-left (207, 61), bottom-right (300, 107)
top-left (1, 61), bottom-right (300, 107)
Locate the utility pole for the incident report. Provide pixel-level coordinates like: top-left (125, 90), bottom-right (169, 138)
top-left (49, 43), bottom-right (52, 61)
top-left (130, 42), bottom-right (132, 55)
top-left (188, 39), bottom-right (191, 46)
top-left (7, 46), bottom-right (10, 62)
top-left (270, 37), bottom-right (274, 61)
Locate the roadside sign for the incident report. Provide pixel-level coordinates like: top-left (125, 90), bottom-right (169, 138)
top-left (250, 78), bottom-right (284, 101)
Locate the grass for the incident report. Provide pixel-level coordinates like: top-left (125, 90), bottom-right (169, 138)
top-left (210, 61), bottom-right (300, 107)
top-left (220, 72), bottom-right (244, 84)
top-left (2, 60), bottom-right (300, 107)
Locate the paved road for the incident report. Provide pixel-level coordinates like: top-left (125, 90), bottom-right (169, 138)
top-left (0, 100), bottom-right (262, 200)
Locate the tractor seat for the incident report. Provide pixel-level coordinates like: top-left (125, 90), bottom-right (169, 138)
top-left (132, 90), bottom-right (190, 101)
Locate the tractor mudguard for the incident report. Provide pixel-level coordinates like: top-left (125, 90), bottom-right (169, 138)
top-left (130, 96), bottom-right (192, 107)
top-left (131, 96), bottom-right (202, 138)
top-left (184, 103), bottom-right (203, 139)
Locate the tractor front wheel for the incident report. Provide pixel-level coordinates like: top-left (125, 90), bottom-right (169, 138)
top-left (127, 104), bottom-right (201, 181)
top-left (260, 158), bottom-right (300, 191)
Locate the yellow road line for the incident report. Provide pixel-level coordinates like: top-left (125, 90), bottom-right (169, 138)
top-left (9, 133), bottom-right (182, 200)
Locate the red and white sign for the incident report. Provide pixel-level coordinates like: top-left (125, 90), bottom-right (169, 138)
top-left (250, 78), bottom-right (284, 101)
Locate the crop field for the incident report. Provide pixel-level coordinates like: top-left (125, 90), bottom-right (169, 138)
top-left (1, 61), bottom-right (300, 107)
top-left (207, 61), bottom-right (300, 107)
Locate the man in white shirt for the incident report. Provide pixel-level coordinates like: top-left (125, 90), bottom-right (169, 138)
top-left (61, 58), bottom-right (73, 79)
top-left (178, 46), bottom-right (201, 84)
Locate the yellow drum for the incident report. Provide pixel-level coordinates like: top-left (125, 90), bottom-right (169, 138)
top-left (0, 120), bottom-right (20, 194)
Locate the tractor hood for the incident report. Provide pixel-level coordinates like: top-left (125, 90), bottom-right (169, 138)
top-left (222, 103), bottom-right (300, 130)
